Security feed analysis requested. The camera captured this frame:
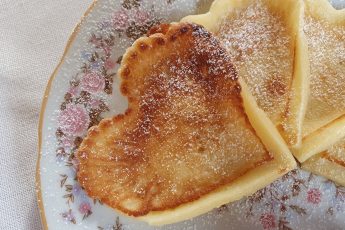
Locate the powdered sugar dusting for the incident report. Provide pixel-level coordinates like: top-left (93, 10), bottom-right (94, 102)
top-left (303, 14), bottom-right (345, 135)
top-left (78, 24), bottom-right (274, 217)
top-left (216, 0), bottom-right (293, 125)
top-left (42, 0), bottom-right (345, 229)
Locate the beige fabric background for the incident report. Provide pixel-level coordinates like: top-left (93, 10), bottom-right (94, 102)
top-left (0, 1), bottom-right (92, 229)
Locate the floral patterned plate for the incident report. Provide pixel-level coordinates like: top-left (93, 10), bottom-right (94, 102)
top-left (36, 0), bottom-right (345, 229)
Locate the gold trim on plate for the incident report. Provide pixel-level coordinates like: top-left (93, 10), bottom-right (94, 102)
top-left (36, 1), bottom-right (98, 229)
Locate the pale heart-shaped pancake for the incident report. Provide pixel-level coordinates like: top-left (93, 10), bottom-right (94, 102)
top-left (182, 0), bottom-right (308, 147)
top-left (292, 0), bottom-right (345, 162)
top-left (299, 0), bottom-right (345, 185)
top-left (76, 23), bottom-right (295, 225)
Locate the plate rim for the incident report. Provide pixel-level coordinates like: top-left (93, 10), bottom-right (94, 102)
top-left (35, 1), bottom-right (345, 229)
top-left (36, 1), bottom-right (99, 229)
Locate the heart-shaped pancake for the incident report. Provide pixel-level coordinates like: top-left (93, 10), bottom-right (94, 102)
top-left (76, 23), bottom-right (295, 225)
top-left (298, 0), bottom-right (345, 186)
top-left (183, 0), bottom-right (307, 147)
top-left (292, 0), bottom-right (345, 162)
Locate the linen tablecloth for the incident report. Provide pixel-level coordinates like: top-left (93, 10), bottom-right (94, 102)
top-left (0, 1), bottom-right (92, 229)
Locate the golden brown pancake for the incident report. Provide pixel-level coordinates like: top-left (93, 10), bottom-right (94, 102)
top-left (182, 0), bottom-right (307, 147)
top-left (293, 0), bottom-right (345, 162)
top-left (76, 23), bottom-right (295, 225)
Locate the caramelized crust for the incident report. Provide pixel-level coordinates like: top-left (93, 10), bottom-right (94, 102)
top-left (76, 23), bottom-right (273, 217)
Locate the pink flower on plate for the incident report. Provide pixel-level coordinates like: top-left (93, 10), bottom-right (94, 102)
top-left (60, 136), bottom-right (74, 148)
top-left (105, 58), bottom-right (116, 70)
top-left (79, 201), bottom-right (92, 215)
top-left (58, 104), bottom-right (90, 136)
top-left (133, 9), bottom-right (150, 25)
top-left (111, 9), bottom-right (129, 31)
top-left (68, 86), bottom-right (80, 97)
top-left (260, 213), bottom-right (276, 229)
top-left (307, 188), bottom-right (322, 204)
top-left (81, 72), bottom-right (105, 93)
top-left (90, 98), bottom-right (101, 108)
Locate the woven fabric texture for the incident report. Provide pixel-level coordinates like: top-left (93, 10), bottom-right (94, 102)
top-left (0, 1), bottom-right (92, 229)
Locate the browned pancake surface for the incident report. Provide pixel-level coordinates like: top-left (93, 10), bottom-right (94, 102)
top-left (77, 23), bottom-right (273, 216)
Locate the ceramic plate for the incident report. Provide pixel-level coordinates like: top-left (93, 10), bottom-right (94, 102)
top-left (37, 0), bottom-right (345, 229)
